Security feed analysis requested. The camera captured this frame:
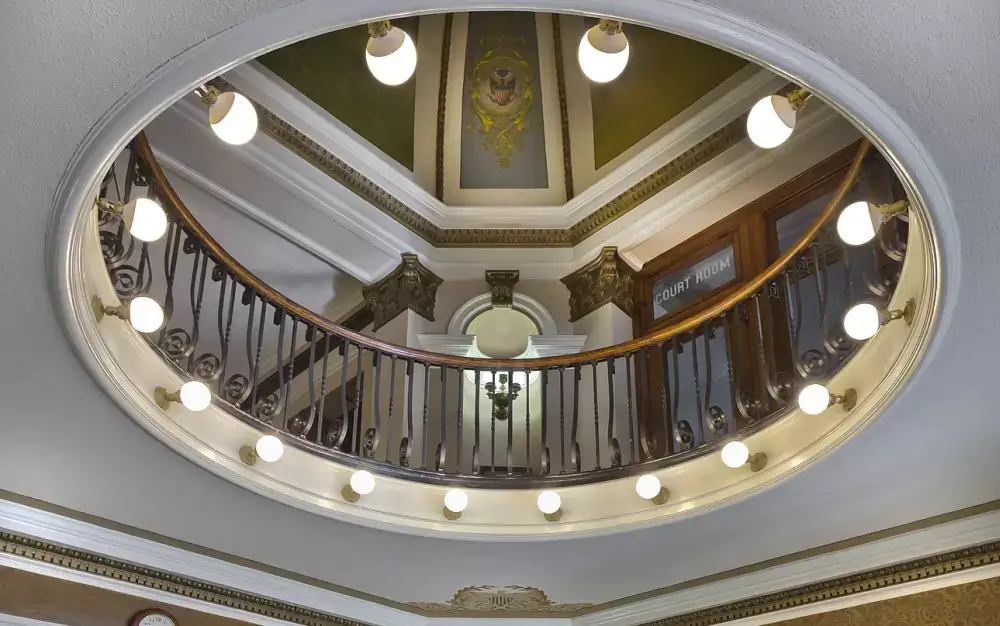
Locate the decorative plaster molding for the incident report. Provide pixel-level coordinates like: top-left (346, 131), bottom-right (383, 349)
top-left (561, 247), bottom-right (636, 322)
top-left (410, 586), bottom-right (591, 613)
top-left (485, 270), bottom-right (520, 308)
top-left (446, 292), bottom-right (559, 336)
top-left (362, 253), bottom-right (443, 332)
top-left (529, 335), bottom-right (588, 357)
top-left (3, 499), bottom-right (1000, 626)
top-left (215, 74), bottom-right (747, 247)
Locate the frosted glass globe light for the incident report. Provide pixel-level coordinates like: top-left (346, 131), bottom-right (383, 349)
top-left (837, 201), bottom-right (880, 246)
top-left (350, 470), bottom-right (376, 495)
top-left (798, 383), bottom-right (832, 415)
top-left (844, 302), bottom-right (881, 341)
top-left (747, 95), bottom-right (796, 149)
top-left (444, 489), bottom-right (469, 513)
top-left (123, 197), bottom-right (168, 242)
top-left (179, 381), bottom-right (212, 412)
top-left (721, 441), bottom-right (750, 468)
top-left (127, 296), bottom-right (164, 333)
top-left (366, 27), bottom-right (417, 86)
top-left (635, 474), bottom-right (662, 500)
top-left (578, 24), bottom-right (630, 83)
top-left (537, 490), bottom-right (561, 515)
top-left (209, 91), bottom-right (258, 145)
top-left (254, 434), bottom-right (284, 462)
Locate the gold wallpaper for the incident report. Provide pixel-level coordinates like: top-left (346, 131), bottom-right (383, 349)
top-left (774, 577), bottom-right (1000, 625)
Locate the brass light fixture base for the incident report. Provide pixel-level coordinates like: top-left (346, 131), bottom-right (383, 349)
top-left (239, 445), bottom-right (258, 467)
top-left (891, 297), bottom-right (917, 326)
top-left (92, 295), bottom-right (125, 324)
top-left (443, 507), bottom-right (462, 521)
top-left (748, 452), bottom-right (768, 473)
top-left (651, 488), bottom-right (670, 506)
top-left (153, 386), bottom-right (180, 411)
top-left (786, 87), bottom-right (812, 110)
top-left (341, 485), bottom-right (361, 503)
top-left (876, 199), bottom-right (910, 215)
top-left (543, 509), bottom-right (563, 522)
top-left (837, 388), bottom-right (858, 412)
top-left (367, 20), bottom-right (392, 38)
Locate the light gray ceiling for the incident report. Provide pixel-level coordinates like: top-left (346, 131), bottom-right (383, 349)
top-left (2, 0), bottom-right (999, 610)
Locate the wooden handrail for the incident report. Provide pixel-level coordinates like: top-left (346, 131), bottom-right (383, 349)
top-left (136, 134), bottom-right (870, 369)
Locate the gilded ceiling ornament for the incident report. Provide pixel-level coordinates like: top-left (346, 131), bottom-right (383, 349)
top-left (485, 269), bottom-right (519, 308)
top-left (468, 34), bottom-right (536, 168)
top-left (561, 246), bottom-right (636, 322)
top-left (410, 585), bottom-right (592, 612)
top-left (362, 253), bottom-right (443, 331)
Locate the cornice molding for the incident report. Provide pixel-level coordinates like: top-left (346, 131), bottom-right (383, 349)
top-left (216, 74), bottom-right (748, 247)
top-left (561, 247), bottom-right (637, 322)
top-left (361, 253), bottom-right (443, 332)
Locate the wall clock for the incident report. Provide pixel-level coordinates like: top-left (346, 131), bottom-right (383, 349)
top-left (130, 609), bottom-right (177, 626)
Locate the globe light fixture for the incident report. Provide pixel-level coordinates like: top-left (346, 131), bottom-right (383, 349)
top-left (254, 434), bottom-right (284, 463)
top-left (365, 20), bottom-right (417, 86)
top-left (836, 199), bottom-right (910, 246)
top-left (746, 88), bottom-right (810, 149)
top-left (95, 196), bottom-right (168, 242)
top-left (721, 440), bottom-right (768, 472)
top-left (127, 296), bottom-right (165, 333)
top-left (797, 383), bottom-right (858, 415)
top-left (843, 302), bottom-right (881, 341)
top-left (635, 474), bottom-right (669, 505)
top-left (154, 381), bottom-right (211, 412)
top-left (343, 470), bottom-right (376, 502)
top-left (578, 19), bottom-right (629, 83)
top-left (92, 295), bottom-right (165, 334)
top-left (843, 298), bottom-right (917, 341)
top-left (443, 489), bottom-right (469, 520)
top-left (537, 490), bottom-right (562, 521)
top-left (239, 434), bottom-right (283, 466)
top-left (205, 90), bottom-right (258, 146)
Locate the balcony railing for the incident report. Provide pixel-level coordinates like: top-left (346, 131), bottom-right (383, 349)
top-left (93, 134), bottom-right (907, 487)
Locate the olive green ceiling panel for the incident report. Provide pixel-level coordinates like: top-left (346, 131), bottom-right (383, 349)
top-left (259, 18), bottom-right (419, 170)
top-left (589, 26), bottom-right (747, 169)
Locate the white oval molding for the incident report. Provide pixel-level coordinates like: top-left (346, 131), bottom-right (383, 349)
top-left (447, 291), bottom-right (559, 336)
top-left (48, 0), bottom-right (954, 539)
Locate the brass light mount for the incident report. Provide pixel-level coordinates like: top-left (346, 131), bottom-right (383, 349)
top-left (829, 388), bottom-right (858, 412)
top-left (92, 295), bottom-right (127, 324)
top-left (650, 487), bottom-right (670, 506)
top-left (94, 196), bottom-right (126, 217)
top-left (786, 87), bottom-right (812, 111)
top-left (153, 386), bottom-right (182, 411)
top-left (443, 507), bottom-right (461, 521)
top-left (544, 509), bottom-right (563, 523)
top-left (874, 199), bottom-right (910, 216)
top-left (747, 452), bottom-right (768, 473)
top-left (196, 84), bottom-right (222, 106)
top-left (885, 297), bottom-right (917, 326)
top-left (597, 19), bottom-right (624, 36)
top-left (368, 19), bottom-right (393, 39)
top-left (341, 484), bottom-right (362, 503)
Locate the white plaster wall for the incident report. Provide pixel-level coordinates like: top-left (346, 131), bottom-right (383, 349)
top-left (4, 0), bottom-right (992, 612)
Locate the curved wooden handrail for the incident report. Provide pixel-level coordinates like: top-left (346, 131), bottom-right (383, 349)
top-left (136, 134), bottom-right (870, 368)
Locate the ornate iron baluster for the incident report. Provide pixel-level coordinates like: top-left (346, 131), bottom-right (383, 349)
top-left (540, 367), bottom-right (550, 475)
top-left (691, 331), bottom-right (705, 447)
top-left (456, 367), bottom-right (464, 471)
top-left (507, 366), bottom-right (514, 475)
top-left (671, 340), bottom-right (689, 451)
top-left (384, 356), bottom-right (399, 463)
top-left (316, 334), bottom-right (331, 445)
top-left (490, 368), bottom-right (497, 472)
top-left (400, 359), bottom-right (414, 467)
top-left (436, 365), bottom-right (447, 472)
top-left (607, 356), bottom-right (620, 467)
top-left (721, 311), bottom-right (738, 434)
top-left (186, 243), bottom-right (209, 372)
top-left (249, 298), bottom-right (266, 416)
top-left (338, 338), bottom-right (349, 450)
top-left (525, 366), bottom-right (531, 475)
top-left (558, 366), bottom-right (566, 472)
top-left (473, 369), bottom-right (481, 475)
top-left (354, 348), bottom-right (366, 455)
top-left (367, 351), bottom-right (381, 458)
top-left (420, 363), bottom-right (430, 470)
top-left (282, 316), bottom-right (298, 427)
top-left (216, 270), bottom-right (237, 397)
top-left (659, 342), bottom-right (672, 453)
top-left (636, 347), bottom-right (653, 459)
top-left (570, 365), bottom-right (581, 472)
top-left (625, 352), bottom-right (636, 463)
top-left (592, 361), bottom-right (601, 469)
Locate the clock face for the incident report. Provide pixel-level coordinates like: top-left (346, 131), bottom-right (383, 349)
top-left (134, 612), bottom-right (176, 626)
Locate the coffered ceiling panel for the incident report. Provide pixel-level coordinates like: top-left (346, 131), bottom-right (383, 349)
top-left (258, 18), bottom-right (420, 170)
top-left (588, 26), bottom-right (748, 168)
